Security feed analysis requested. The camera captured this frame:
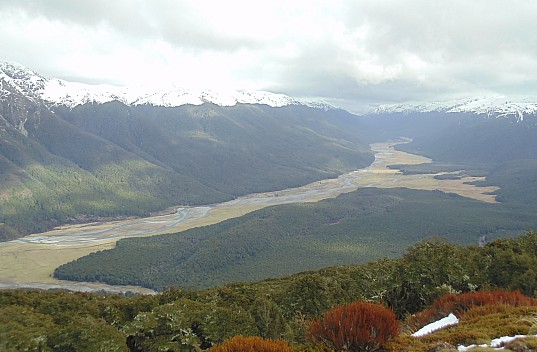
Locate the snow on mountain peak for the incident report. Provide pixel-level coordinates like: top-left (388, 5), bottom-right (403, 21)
top-left (0, 62), bottom-right (43, 82)
top-left (0, 61), bottom-right (48, 101)
top-left (42, 81), bottom-right (334, 110)
top-left (0, 61), bottom-right (334, 110)
top-left (372, 96), bottom-right (537, 121)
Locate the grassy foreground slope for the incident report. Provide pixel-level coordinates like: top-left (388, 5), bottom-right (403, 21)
top-left (4, 232), bottom-right (537, 351)
top-left (54, 187), bottom-right (537, 290)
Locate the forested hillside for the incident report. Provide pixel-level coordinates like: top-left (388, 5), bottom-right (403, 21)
top-left (5, 232), bottom-right (537, 351)
top-left (54, 187), bottom-right (537, 290)
top-left (55, 103), bottom-right (373, 196)
top-left (0, 95), bottom-right (373, 240)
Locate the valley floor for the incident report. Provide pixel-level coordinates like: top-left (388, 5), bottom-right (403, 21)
top-left (0, 139), bottom-right (498, 293)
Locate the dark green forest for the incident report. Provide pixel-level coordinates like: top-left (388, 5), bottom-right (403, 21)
top-left (54, 186), bottom-right (537, 290)
top-left (4, 232), bottom-right (537, 351)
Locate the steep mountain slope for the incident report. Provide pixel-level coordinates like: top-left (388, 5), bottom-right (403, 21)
top-left (53, 102), bottom-right (373, 196)
top-left (0, 62), bottom-right (373, 240)
top-left (0, 84), bottom-right (227, 239)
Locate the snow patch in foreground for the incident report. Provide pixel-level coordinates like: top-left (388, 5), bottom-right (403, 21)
top-left (412, 313), bottom-right (537, 350)
top-left (412, 313), bottom-right (460, 337)
top-left (458, 334), bottom-right (537, 351)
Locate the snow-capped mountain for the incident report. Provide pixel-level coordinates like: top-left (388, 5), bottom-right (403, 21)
top-left (0, 61), bottom-right (48, 103)
top-left (372, 96), bottom-right (537, 121)
top-left (1, 61), bottom-right (374, 242)
top-left (0, 61), bottom-right (333, 110)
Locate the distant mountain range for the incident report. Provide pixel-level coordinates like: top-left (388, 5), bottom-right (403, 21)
top-left (3, 60), bottom-right (536, 119)
top-left (372, 96), bottom-right (537, 121)
top-left (0, 62), bottom-right (372, 240)
top-left (0, 61), bottom-right (333, 110)
top-left (361, 92), bottom-right (537, 166)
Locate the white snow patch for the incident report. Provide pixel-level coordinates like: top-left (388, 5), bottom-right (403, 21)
top-left (458, 334), bottom-right (537, 351)
top-left (412, 313), bottom-right (537, 350)
top-left (412, 313), bottom-right (460, 337)
top-left (42, 79), bottom-right (127, 106)
top-left (40, 80), bottom-right (334, 110)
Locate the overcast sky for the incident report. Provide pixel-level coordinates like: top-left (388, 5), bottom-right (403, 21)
top-left (1, 0), bottom-right (536, 113)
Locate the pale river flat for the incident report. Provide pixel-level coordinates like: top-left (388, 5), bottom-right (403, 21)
top-left (0, 140), bottom-right (498, 294)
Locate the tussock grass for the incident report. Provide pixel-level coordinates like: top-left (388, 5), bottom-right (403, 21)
top-left (390, 306), bottom-right (537, 351)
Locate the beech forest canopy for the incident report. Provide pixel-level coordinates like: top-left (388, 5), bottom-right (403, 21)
top-left (54, 186), bottom-right (537, 290)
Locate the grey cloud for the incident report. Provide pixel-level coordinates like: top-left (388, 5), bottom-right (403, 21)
top-left (1, 0), bottom-right (537, 112)
top-left (0, 0), bottom-right (268, 51)
top-left (0, 0), bottom-right (145, 30)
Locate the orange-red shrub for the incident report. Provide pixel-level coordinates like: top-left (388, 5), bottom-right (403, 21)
top-left (407, 290), bottom-right (537, 332)
top-left (307, 301), bottom-right (400, 352)
top-left (433, 289), bottom-right (537, 314)
top-left (208, 336), bottom-right (293, 352)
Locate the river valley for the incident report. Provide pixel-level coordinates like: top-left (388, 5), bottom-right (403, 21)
top-left (0, 140), bottom-right (498, 293)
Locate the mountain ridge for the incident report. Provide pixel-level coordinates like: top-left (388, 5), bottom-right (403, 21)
top-left (5, 61), bottom-right (537, 120)
top-left (371, 96), bottom-right (537, 121)
top-left (0, 61), bottom-right (334, 110)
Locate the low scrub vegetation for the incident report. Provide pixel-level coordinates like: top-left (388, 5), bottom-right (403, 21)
top-left (4, 234), bottom-right (537, 351)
